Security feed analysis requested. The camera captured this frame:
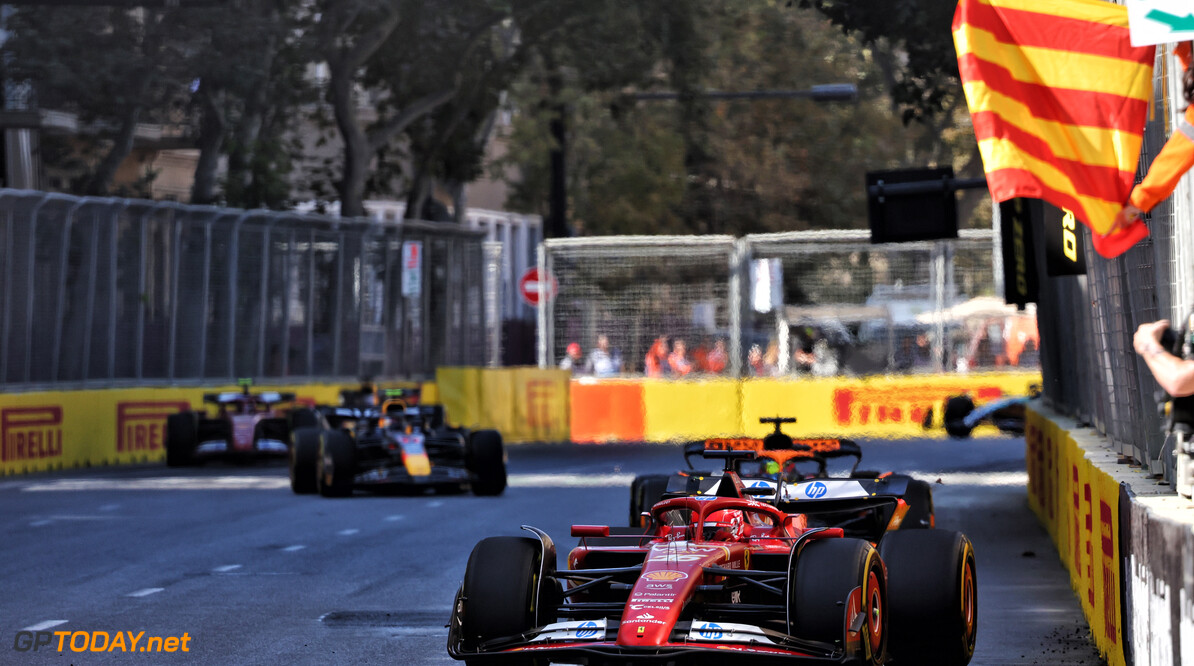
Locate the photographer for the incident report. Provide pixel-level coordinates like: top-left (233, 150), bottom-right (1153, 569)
top-left (1134, 320), bottom-right (1194, 397)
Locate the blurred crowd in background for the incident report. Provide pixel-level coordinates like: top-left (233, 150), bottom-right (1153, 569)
top-left (560, 313), bottom-right (1039, 378)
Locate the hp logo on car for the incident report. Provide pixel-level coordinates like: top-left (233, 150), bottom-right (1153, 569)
top-left (697, 622), bottom-right (723, 640)
top-left (804, 481), bottom-right (828, 499)
top-left (575, 621), bottom-right (600, 639)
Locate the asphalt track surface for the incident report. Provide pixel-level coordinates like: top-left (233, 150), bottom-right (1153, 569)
top-left (1, 436), bottom-right (1102, 665)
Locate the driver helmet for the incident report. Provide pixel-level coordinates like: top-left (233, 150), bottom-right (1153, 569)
top-left (703, 509), bottom-right (746, 541)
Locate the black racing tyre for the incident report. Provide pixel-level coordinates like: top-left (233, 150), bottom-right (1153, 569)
top-left (317, 430), bottom-right (356, 498)
top-left (628, 476), bottom-right (646, 526)
top-left (902, 479), bottom-right (934, 529)
top-left (468, 430), bottom-right (507, 496)
top-left (165, 412), bottom-right (197, 467)
top-left (879, 530), bottom-right (977, 666)
top-left (943, 396), bottom-right (976, 439)
top-left (460, 536), bottom-right (541, 647)
top-left (790, 538), bottom-right (886, 666)
top-left (290, 427), bottom-right (321, 494)
top-left (631, 474), bottom-right (670, 527)
top-left (290, 408), bottom-right (322, 431)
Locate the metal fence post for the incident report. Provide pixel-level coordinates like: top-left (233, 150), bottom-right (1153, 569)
top-left (729, 239), bottom-right (746, 378)
top-left (537, 243), bottom-right (548, 369)
top-left (484, 240), bottom-right (503, 367)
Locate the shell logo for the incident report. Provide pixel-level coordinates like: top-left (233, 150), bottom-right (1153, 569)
top-left (642, 570), bottom-right (688, 582)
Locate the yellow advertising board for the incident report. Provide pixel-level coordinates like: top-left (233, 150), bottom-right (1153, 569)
top-left (739, 372), bottom-right (1040, 438)
top-left (436, 367), bottom-right (570, 443)
top-left (640, 378), bottom-right (741, 442)
top-left (1026, 408), bottom-right (1125, 666)
top-left (0, 383), bottom-right (348, 476)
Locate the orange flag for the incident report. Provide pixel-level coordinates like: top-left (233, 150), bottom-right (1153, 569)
top-left (953, 0), bottom-right (1156, 258)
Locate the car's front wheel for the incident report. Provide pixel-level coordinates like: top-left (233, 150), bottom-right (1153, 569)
top-left (317, 431), bottom-right (356, 498)
top-left (467, 430), bottom-right (507, 496)
top-left (290, 427), bottom-right (321, 494)
top-left (879, 529), bottom-right (977, 666)
top-left (165, 413), bottom-right (197, 467)
top-left (789, 537), bottom-right (886, 666)
top-left (459, 536), bottom-right (542, 648)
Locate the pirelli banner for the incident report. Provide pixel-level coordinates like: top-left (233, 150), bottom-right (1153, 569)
top-left (1025, 408), bottom-right (1126, 666)
top-left (0, 384), bottom-right (351, 476)
top-left (436, 367), bottom-right (571, 444)
top-left (571, 372), bottom-right (1040, 443)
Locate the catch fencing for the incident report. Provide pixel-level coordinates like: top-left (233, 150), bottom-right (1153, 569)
top-left (538, 228), bottom-right (1032, 381)
top-left (0, 189), bottom-right (492, 388)
top-left (1034, 41), bottom-right (1194, 485)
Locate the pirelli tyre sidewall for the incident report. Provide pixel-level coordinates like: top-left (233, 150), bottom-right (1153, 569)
top-left (789, 538), bottom-right (886, 666)
top-left (879, 529), bottom-right (977, 666)
top-left (459, 536), bottom-right (541, 647)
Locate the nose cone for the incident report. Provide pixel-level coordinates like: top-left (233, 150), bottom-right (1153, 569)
top-left (616, 542), bottom-right (734, 646)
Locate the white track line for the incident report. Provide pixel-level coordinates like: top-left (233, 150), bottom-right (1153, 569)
top-left (22, 477), bottom-right (289, 491)
top-left (337, 529), bottom-right (359, 536)
top-left (282, 545), bottom-right (306, 552)
top-left (22, 620), bottom-right (67, 632)
top-left (213, 565), bottom-right (242, 573)
top-left (507, 473), bottom-right (635, 488)
top-left (126, 588), bottom-right (164, 598)
top-left (384, 515), bottom-right (405, 522)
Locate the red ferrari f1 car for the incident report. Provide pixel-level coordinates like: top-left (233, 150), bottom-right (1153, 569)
top-left (165, 380), bottom-right (319, 466)
top-left (448, 449), bottom-right (977, 665)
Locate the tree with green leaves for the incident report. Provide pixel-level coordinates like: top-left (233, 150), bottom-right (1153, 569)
top-left (5, 6), bottom-right (197, 196)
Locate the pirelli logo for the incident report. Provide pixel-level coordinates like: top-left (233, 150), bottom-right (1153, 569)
top-left (117, 402), bottom-right (191, 453)
top-left (833, 386), bottom-right (1003, 427)
top-left (1, 406), bottom-right (64, 462)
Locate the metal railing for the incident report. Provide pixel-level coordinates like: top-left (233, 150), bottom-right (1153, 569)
top-left (0, 190), bottom-right (489, 388)
top-left (538, 229), bottom-right (1031, 380)
top-left (1034, 41), bottom-right (1194, 485)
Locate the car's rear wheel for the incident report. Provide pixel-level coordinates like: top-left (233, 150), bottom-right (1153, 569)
top-left (943, 396), bottom-right (976, 439)
top-left (467, 430), bottom-right (507, 496)
top-left (290, 427), bottom-right (321, 494)
top-left (629, 474), bottom-right (670, 527)
top-left (459, 536), bottom-right (543, 651)
top-left (165, 413), bottom-right (197, 467)
top-left (317, 430), bottom-right (356, 498)
top-left (789, 538), bottom-right (886, 666)
top-left (879, 530), bottom-right (977, 666)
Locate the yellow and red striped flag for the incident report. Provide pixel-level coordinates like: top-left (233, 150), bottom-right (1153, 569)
top-left (953, 0), bottom-right (1156, 258)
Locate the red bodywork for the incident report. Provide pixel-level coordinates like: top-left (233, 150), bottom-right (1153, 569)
top-left (490, 494), bottom-right (874, 662)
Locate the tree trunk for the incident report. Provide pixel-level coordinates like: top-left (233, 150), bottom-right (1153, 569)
top-left (190, 86), bottom-right (226, 205)
top-left (83, 104), bottom-right (143, 196)
top-left (328, 61), bottom-right (371, 219)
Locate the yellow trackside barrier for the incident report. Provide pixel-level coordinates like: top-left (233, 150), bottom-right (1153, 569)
top-left (641, 378), bottom-right (741, 442)
top-left (0, 382), bottom-right (368, 476)
top-left (437, 367), bottom-right (484, 431)
top-left (740, 372), bottom-right (1041, 438)
top-left (436, 367), bottom-right (570, 443)
top-left (1026, 408), bottom-right (1125, 666)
